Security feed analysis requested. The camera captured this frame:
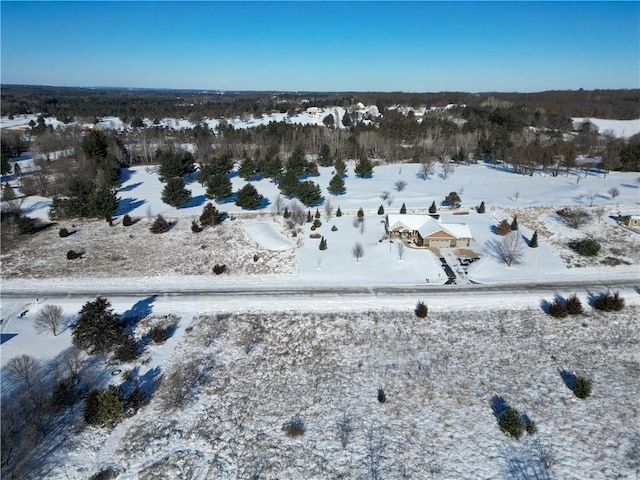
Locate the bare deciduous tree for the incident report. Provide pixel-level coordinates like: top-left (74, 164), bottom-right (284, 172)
top-left (33, 304), bottom-right (66, 336)
top-left (394, 180), bottom-right (407, 192)
top-left (558, 207), bottom-right (590, 228)
top-left (352, 216), bottom-right (366, 235)
top-left (586, 191), bottom-right (598, 207)
top-left (5, 355), bottom-right (42, 389)
top-left (489, 232), bottom-right (525, 267)
top-left (593, 206), bottom-right (606, 223)
top-left (273, 193), bottom-right (284, 215)
top-left (441, 160), bottom-right (454, 180)
top-left (352, 242), bottom-right (364, 262)
top-left (608, 187), bottom-right (620, 200)
top-left (419, 160), bottom-right (435, 180)
top-left (324, 198), bottom-right (333, 220)
top-left (337, 412), bottom-right (353, 449)
top-left (289, 199), bottom-right (306, 225)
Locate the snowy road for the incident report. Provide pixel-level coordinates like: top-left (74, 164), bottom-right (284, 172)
top-left (2, 277), bottom-right (638, 314)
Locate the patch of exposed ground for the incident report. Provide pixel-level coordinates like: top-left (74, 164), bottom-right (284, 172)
top-left (0, 214), bottom-right (299, 279)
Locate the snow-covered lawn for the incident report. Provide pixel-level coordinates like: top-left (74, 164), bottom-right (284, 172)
top-left (2, 157), bottom-right (640, 479)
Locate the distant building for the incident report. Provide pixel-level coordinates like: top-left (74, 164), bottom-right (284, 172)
top-left (387, 214), bottom-right (472, 248)
top-left (620, 215), bottom-right (640, 227)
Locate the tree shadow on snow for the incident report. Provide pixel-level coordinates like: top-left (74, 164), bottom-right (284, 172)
top-left (540, 294), bottom-right (565, 314)
top-left (118, 181), bottom-right (143, 192)
top-left (491, 394), bottom-right (510, 420)
top-left (121, 295), bottom-right (157, 323)
top-left (558, 368), bottom-right (576, 391)
top-left (179, 194), bottom-right (206, 209)
top-left (119, 168), bottom-right (135, 185)
top-left (116, 197), bottom-right (146, 216)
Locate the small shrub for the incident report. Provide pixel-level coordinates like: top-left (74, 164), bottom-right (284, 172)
top-left (319, 236), bottom-right (327, 250)
top-left (313, 219), bottom-right (322, 228)
top-left (122, 214), bottom-right (133, 226)
top-left (213, 264), bottom-right (227, 275)
top-left (573, 375), bottom-right (592, 399)
top-left (114, 335), bottom-right (140, 362)
top-left (283, 417), bottom-right (306, 437)
top-left (565, 294), bottom-right (583, 315)
top-left (17, 215), bottom-right (36, 235)
top-left (150, 215), bottom-right (170, 234)
top-left (127, 385), bottom-right (149, 410)
top-left (573, 238), bottom-right (600, 256)
top-left (89, 468), bottom-right (120, 480)
top-left (377, 388), bottom-right (386, 403)
top-left (414, 301), bottom-right (428, 318)
top-left (547, 298), bottom-right (567, 318)
top-left (59, 227), bottom-right (70, 238)
top-left (357, 207), bottom-right (364, 218)
top-left (498, 407), bottom-right (525, 439)
top-left (525, 419), bottom-right (537, 435)
top-left (310, 233), bottom-right (321, 239)
top-left (336, 207), bottom-right (342, 217)
top-left (593, 291), bottom-right (625, 311)
top-left (191, 220), bottom-right (202, 233)
top-left (496, 219), bottom-right (511, 235)
top-left (152, 325), bottom-right (169, 344)
top-left (67, 250), bottom-right (79, 260)
top-left (331, 225), bottom-right (338, 232)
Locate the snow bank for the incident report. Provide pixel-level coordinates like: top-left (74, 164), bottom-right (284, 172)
top-left (243, 222), bottom-right (294, 251)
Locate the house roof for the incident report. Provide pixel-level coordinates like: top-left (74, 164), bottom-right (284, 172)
top-left (387, 214), bottom-right (472, 240)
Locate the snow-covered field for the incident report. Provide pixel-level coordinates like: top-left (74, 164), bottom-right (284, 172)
top-left (2, 157), bottom-right (640, 479)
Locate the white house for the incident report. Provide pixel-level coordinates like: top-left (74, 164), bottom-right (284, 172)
top-left (387, 214), bottom-right (473, 248)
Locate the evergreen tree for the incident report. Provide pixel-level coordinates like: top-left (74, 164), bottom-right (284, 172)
top-left (315, 209), bottom-right (321, 219)
top-left (283, 206), bottom-right (290, 218)
top-left (72, 297), bottom-right (124, 355)
top-left (429, 201), bottom-right (437, 214)
top-left (279, 169), bottom-right (301, 198)
top-left (84, 385), bottom-right (126, 427)
top-left (318, 144), bottom-right (333, 166)
top-left (354, 154), bottom-right (373, 178)
top-left (17, 215), bottom-right (36, 234)
top-left (342, 111), bottom-right (352, 127)
top-left (529, 230), bottom-right (538, 248)
top-left (260, 150), bottom-right (283, 182)
top-left (157, 149), bottom-right (195, 182)
top-left (319, 236), bottom-right (327, 250)
top-left (161, 177), bottom-right (192, 207)
top-left (205, 173), bottom-right (233, 202)
top-left (297, 180), bottom-right (322, 206)
top-left (378, 205), bottom-right (384, 215)
top-left (478, 201), bottom-right (486, 214)
top-left (200, 201), bottom-right (221, 226)
top-left (286, 145), bottom-right (307, 176)
top-left (307, 210), bottom-right (313, 222)
top-left (2, 182), bottom-right (16, 202)
top-left (327, 173), bottom-right (346, 195)
top-left (334, 157), bottom-right (346, 177)
top-left (400, 203), bottom-right (407, 214)
top-left (444, 191), bottom-right (461, 208)
top-left (511, 216), bottom-right (519, 231)
top-left (336, 207), bottom-right (342, 217)
top-left (235, 183), bottom-right (264, 209)
top-left (305, 161), bottom-right (319, 176)
top-left (357, 207), bottom-right (364, 218)
top-left (238, 153), bottom-right (258, 179)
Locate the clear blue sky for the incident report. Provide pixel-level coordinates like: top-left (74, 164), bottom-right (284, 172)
top-left (1, 1), bottom-right (638, 92)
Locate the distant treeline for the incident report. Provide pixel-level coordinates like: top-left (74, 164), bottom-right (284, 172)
top-left (1, 85), bottom-right (638, 121)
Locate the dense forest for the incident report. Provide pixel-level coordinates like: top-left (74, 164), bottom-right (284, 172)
top-left (1, 85), bottom-right (639, 122)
